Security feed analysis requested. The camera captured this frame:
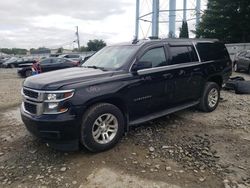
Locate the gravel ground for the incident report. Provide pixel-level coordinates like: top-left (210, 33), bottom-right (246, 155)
top-left (0, 69), bottom-right (250, 188)
top-left (0, 69), bottom-right (24, 109)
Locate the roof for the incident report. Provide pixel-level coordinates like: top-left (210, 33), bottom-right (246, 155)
top-left (112, 38), bottom-right (220, 47)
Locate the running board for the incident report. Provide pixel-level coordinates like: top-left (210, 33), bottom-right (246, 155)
top-left (129, 101), bottom-right (199, 126)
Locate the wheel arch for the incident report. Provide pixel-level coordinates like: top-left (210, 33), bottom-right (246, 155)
top-left (84, 96), bottom-right (129, 133)
top-left (207, 75), bottom-right (223, 88)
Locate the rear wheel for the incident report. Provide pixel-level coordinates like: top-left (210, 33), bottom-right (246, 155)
top-left (80, 103), bottom-right (124, 152)
top-left (198, 82), bottom-right (220, 112)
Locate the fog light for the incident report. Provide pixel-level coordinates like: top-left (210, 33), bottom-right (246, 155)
top-left (48, 102), bottom-right (58, 109)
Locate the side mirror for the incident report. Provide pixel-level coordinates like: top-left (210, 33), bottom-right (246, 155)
top-left (132, 61), bottom-right (152, 73)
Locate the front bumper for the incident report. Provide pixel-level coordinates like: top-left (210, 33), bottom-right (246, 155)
top-left (21, 105), bottom-right (83, 151)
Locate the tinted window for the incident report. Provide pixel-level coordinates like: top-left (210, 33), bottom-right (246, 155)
top-left (139, 47), bottom-right (167, 67)
top-left (188, 46), bottom-right (199, 62)
top-left (196, 42), bottom-right (229, 62)
top-left (170, 46), bottom-right (192, 64)
top-left (40, 59), bottom-right (51, 65)
top-left (53, 58), bottom-right (65, 63)
top-left (68, 54), bottom-right (79, 58)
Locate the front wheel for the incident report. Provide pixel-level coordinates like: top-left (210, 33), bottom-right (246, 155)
top-left (198, 82), bottom-right (220, 112)
top-left (80, 103), bottom-right (125, 152)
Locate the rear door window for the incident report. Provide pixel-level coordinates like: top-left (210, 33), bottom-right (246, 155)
top-left (53, 58), bottom-right (65, 64)
top-left (40, 59), bottom-right (52, 65)
top-left (169, 46), bottom-right (192, 64)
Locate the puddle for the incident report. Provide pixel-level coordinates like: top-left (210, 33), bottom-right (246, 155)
top-left (80, 168), bottom-right (180, 188)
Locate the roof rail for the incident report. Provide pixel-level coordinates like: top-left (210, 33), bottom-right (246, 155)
top-left (132, 38), bottom-right (139, 44)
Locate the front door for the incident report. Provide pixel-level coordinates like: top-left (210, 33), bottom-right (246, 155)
top-left (125, 45), bottom-right (170, 121)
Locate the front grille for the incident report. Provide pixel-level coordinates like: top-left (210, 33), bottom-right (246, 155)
top-left (24, 102), bottom-right (37, 114)
top-left (23, 88), bottom-right (38, 99)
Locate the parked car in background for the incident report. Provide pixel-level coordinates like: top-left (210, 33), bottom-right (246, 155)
top-left (233, 50), bottom-right (250, 73)
top-left (58, 54), bottom-right (81, 63)
top-left (50, 53), bottom-right (61, 57)
top-left (17, 57), bottom-right (79, 77)
top-left (2, 57), bottom-right (36, 68)
top-left (80, 54), bottom-right (94, 65)
top-left (1, 57), bottom-right (18, 68)
top-left (0, 57), bottom-right (10, 66)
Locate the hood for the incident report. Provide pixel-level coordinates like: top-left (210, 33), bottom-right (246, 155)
top-left (23, 67), bottom-right (116, 90)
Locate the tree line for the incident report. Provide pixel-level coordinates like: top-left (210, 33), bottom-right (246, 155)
top-left (180, 0), bottom-right (250, 43)
top-left (1, 39), bottom-right (106, 55)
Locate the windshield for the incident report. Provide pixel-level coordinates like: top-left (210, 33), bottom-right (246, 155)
top-left (82, 45), bottom-right (138, 70)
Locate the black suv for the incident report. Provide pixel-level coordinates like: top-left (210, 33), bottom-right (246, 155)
top-left (21, 39), bottom-right (232, 152)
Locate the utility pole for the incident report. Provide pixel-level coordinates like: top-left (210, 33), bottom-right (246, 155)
top-left (76, 26), bottom-right (80, 51)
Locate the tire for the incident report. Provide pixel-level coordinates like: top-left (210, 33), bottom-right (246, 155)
top-left (80, 103), bottom-right (125, 152)
top-left (248, 66), bottom-right (250, 74)
top-left (198, 82), bottom-right (220, 112)
top-left (25, 70), bottom-right (32, 77)
top-left (235, 81), bottom-right (250, 94)
top-left (234, 63), bottom-right (238, 72)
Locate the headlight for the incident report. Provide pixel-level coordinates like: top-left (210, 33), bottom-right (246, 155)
top-left (45, 91), bottom-right (74, 102)
top-left (43, 90), bottom-right (74, 114)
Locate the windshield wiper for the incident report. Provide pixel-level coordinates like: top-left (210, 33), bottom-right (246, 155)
top-left (82, 65), bottom-right (107, 71)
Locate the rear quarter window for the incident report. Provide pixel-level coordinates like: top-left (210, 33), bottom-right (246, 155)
top-left (196, 42), bottom-right (229, 62)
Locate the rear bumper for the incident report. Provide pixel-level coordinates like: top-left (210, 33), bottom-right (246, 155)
top-left (21, 106), bottom-right (84, 151)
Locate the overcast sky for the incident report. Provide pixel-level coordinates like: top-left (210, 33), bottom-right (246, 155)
top-left (0, 0), bottom-right (206, 49)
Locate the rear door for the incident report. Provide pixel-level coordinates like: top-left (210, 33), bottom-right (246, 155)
top-left (60, 59), bottom-right (75, 68)
top-left (167, 43), bottom-right (202, 104)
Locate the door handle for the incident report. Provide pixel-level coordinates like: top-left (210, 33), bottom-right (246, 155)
top-left (194, 68), bottom-right (201, 71)
top-left (178, 70), bottom-right (185, 75)
top-left (163, 73), bottom-right (172, 78)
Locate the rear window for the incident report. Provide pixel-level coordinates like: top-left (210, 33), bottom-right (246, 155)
top-left (196, 42), bottom-right (229, 62)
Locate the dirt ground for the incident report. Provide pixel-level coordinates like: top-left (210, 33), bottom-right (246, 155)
top-left (0, 68), bottom-right (250, 188)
